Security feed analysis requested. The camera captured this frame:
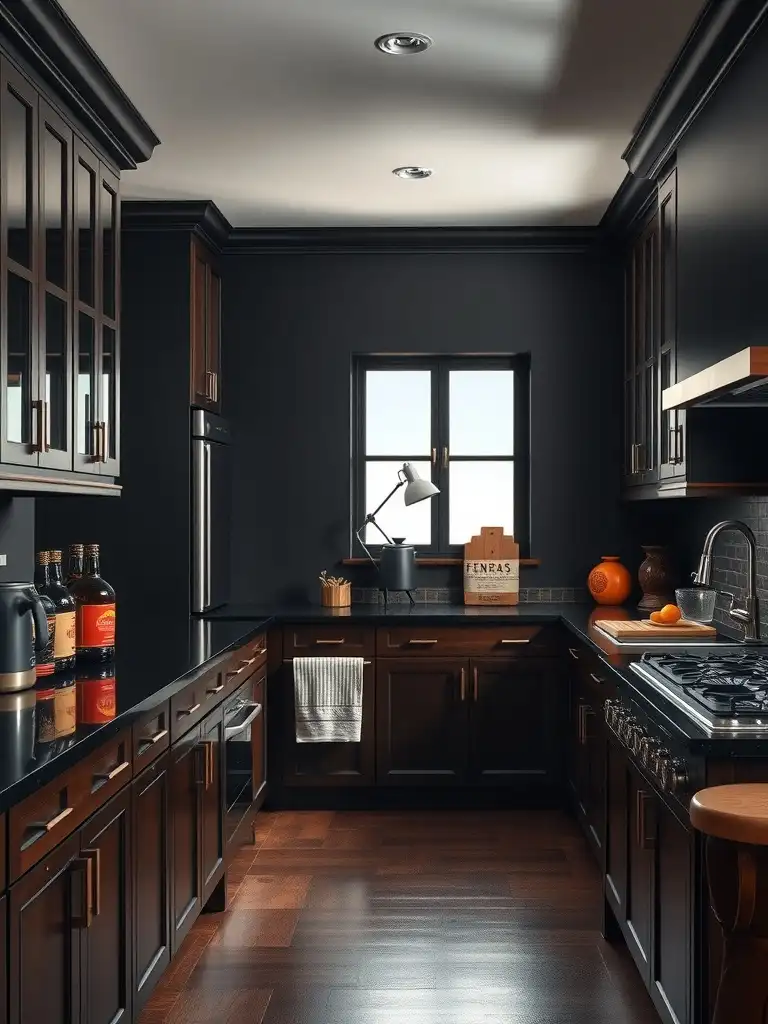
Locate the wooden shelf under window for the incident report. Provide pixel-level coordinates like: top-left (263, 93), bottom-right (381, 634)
top-left (341, 557), bottom-right (541, 567)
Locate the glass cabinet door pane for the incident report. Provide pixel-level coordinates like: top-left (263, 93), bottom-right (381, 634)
top-left (101, 181), bottom-right (117, 319)
top-left (77, 312), bottom-right (96, 457)
top-left (4, 88), bottom-right (33, 268)
top-left (44, 294), bottom-right (68, 452)
top-left (76, 158), bottom-right (95, 307)
top-left (43, 127), bottom-right (67, 288)
top-left (6, 274), bottom-right (33, 444)
top-left (102, 326), bottom-right (117, 460)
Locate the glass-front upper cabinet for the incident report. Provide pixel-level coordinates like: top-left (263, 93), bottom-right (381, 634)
top-left (1, 62), bottom-right (39, 467)
top-left (38, 102), bottom-right (73, 470)
top-left (98, 166), bottom-right (119, 474)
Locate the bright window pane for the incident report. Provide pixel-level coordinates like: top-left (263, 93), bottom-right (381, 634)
top-left (450, 370), bottom-right (514, 455)
top-left (366, 370), bottom-right (431, 456)
top-left (365, 461), bottom-right (432, 545)
top-left (449, 461), bottom-right (514, 545)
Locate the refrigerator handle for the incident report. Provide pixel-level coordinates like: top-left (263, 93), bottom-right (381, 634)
top-left (203, 440), bottom-right (212, 611)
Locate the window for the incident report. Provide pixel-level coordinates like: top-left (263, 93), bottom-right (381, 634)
top-left (353, 356), bottom-right (530, 556)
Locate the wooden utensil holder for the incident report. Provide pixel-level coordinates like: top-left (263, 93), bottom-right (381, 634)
top-left (321, 583), bottom-right (351, 608)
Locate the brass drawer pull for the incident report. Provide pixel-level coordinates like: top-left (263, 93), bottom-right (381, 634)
top-left (206, 684), bottom-right (225, 695)
top-left (500, 639), bottom-right (530, 645)
top-left (94, 760), bottom-right (130, 782)
top-left (178, 703), bottom-right (201, 716)
top-left (226, 656), bottom-right (258, 678)
top-left (255, 647), bottom-right (267, 656)
top-left (473, 665), bottom-right (479, 702)
top-left (408, 639), bottom-right (438, 645)
top-left (140, 728), bottom-right (168, 747)
top-left (32, 806), bottom-right (74, 833)
top-left (72, 856), bottom-right (94, 929)
top-left (460, 667), bottom-right (466, 701)
top-left (82, 847), bottom-right (101, 916)
top-left (315, 639), bottom-right (345, 645)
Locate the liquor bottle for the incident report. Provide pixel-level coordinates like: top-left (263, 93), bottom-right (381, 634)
top-left (70, 544), bottom-right (116, 663)
top-left (66, 543), bottom-right (84, 586)
top-left (34, 588), bottom-right (56, 678)
top-left (39, 550), bottom-right (77, 672)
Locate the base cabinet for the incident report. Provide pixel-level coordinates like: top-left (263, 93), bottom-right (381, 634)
top-left (169, 727), bottom-right (203, 953)
top-left (626, 764), bottom-right (655, 983)
top-left (376, 659), bottom-right (467, 784)
top-left (653, 800), bottom-right (694, 1024)
top-left (132, 754), bottom-right (171, 1015)
top-left (200, 709), bottom-right (225, 905)
top-left (566, 647), bottom-right (609, 860)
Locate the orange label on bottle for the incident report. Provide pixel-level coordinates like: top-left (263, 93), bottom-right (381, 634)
top-left (77, 604), bottom-right (116, 648)
top-left (54, 610), bottom-right (76, 660)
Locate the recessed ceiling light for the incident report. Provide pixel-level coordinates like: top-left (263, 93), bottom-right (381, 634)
top-left (392, 166), bottom-right (433, 180)
top-left (374, 32), bottom-right (433, 56)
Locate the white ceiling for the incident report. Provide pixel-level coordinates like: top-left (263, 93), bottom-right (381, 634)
top-left (60, 0), bottom-right (704, 227)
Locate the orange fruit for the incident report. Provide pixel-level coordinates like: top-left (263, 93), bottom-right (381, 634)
top-left (657, 604), bottom-right (682, 625)
top-left (650, 610), bottom-right (663, 624)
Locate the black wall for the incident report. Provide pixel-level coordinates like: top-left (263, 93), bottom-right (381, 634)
top-left (223, 247), bottom-right (624, 604)
top-left (676, 13), bottom-right (768, 381)
top-left (0, 497), bottom-right (34, 583)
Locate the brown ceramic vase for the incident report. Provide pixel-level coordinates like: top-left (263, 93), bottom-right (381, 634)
top-left (637, 545), bottom-right (676, 611)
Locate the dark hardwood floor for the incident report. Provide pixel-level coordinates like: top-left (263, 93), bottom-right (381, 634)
top-left (139, 810), bottom-right (658, 1024)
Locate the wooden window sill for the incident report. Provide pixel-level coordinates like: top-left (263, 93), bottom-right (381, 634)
top-left (341, 557), bottom-right (541, 567)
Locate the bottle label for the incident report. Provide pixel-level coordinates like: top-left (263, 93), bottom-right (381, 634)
top-left (36, 613), bottom-right (56, 677)
top-left (54, 610), bottom-right (76, 660)
top-left (77, 604), bottom-right (116, 649)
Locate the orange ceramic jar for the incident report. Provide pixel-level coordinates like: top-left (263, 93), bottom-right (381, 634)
top-left (587, 556), bottom-right (631, 606)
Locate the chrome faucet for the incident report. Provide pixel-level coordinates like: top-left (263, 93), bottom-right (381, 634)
top-left (693, 520), bottom-right (760, 642)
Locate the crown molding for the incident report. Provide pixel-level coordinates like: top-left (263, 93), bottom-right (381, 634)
top-left (121, 200), bottom-right (232, 250)
top-left (222, 225), bottom-right (602, 255)
top-left (599, 172), bottom-right (657, 237)
top-left (624, 0), bottom-right (768, 179)
top-left (0, 0), bottom-right (159, 170)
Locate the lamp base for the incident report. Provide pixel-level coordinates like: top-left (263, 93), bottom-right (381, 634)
top-left (382, 589), bottom-right (416, 607)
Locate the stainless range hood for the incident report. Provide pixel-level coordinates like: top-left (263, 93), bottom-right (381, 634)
top-left (662, 347), bottom-right (768, 410)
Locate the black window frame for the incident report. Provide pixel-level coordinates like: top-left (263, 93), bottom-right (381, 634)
top-left (352, 355), bottom-right (530, 558)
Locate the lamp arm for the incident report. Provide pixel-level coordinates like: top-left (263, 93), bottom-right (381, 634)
top-left (354, 475), bottom-right (405, 568)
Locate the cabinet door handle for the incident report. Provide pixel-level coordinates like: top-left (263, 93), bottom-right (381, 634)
top-left (101, 422), bottom-right (109, 462)
top-left (500, 638), bottom-right (530, 645)
top-left (676, 424), bottom-right (684, 464)
top-left (213, 372), bottom-right (219, 403)
top-left (568, 647), bottom-right (580, 660)
top-left (473, 665), bottom-right (479, 702)
top-left (43, 401), bottom-right (51, 452)
top-left (31, 805), bottom-right (74, 833)
top-left (408, 639), bottom-right (438, 645)
top-left (140, 728), bottom-right (168, 748)
top-left (255, 647), bottom-right (268, 657)
top-left (636, 790), bottom-right (655, 850)
top-left (589, 672), bottom-right (604, 686)
top-left (33, 400), bottom-right (45, 453)
top-left (82, 847), bottom-right (101, 917)
top-left (315, 639), bottom-right (345, 646)
top-left (93, 760), bottom-right (130, 783)
top-left (442, 446), bottom-right (449, 469)
top-left (72, 856), bottom-right (94, 929)
top-left (431, 447), bottom-right (437, 465)
top-left (226, 656), bottom-right (258, 678)
top-left (460, 667), bottom-right (466, 702)
top-left (178, 703), bottom-right (201, 717)
top-left (206, 683), bottom-right (225, 695)
top-left (577, 704), bottom-right (584, 744)
top-left (199, 740), bottom-right (214, 788)
top-left (195, 743), bottom-right (207, 786)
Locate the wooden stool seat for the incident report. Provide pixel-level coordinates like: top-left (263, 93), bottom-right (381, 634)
top-left (690, 784), bottom-right (768, 845)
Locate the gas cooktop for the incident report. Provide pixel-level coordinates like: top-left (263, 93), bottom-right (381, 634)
top-left (631, 650), bottom-right (768, 734)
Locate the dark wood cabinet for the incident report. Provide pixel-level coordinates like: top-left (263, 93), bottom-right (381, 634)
top-left (626, 763), bottom-right (655, 983)
top-left (376, 659), bottom-right (467, 785)
top-left (79, 789), bottom-right (131, 1024)
top-left (132, 754), bottom-right (171, 1016)
top-left (200, 708), bottom-right (225, 905)
top-left (190, 236), bottom-right (221, 412)
top-left (8, 832), bottom-right (83, 1024)
top-left (0, 52), bottom-right (120, 485)
top-left (468, 658), bottom-right (562, 787)
top-left (169, 726), bottom-right (203, 953)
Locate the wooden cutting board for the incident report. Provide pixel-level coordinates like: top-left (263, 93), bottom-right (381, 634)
top-left (595, 618), bottom-right (717, 639)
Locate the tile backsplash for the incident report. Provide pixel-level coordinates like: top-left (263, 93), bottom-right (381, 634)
top-left (352, 587), bottom-right (589, 605)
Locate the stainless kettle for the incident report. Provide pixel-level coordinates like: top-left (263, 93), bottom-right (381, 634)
top-left (0, 582), bottom-right (49, 692)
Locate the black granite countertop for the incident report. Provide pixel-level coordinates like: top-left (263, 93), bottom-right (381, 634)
top-left (2, 599), bottom-right (765, 812)
top-left (0, 612), bottom-right (271, 812)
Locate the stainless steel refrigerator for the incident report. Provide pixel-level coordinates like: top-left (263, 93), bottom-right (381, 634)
top-left (192, 410), bottom-right (232, 613)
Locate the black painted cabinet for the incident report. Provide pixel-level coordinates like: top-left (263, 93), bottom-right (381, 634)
top-left (626, 763), bottom-right (655, 984)
top-left (653, 799), bottom-right (694, 1024)
top-left (605, 735), bottom-right (628, 916)
top-left (0, 52), bottom-right (120, 484)
top-left (132, 754), bottom-right (171, 1016)
top-left (566, 650), bottom-right (606, 861)
top-left (469, 658), bottom-right (563, 786)
top-left (79, 788), bottom-right (132, 1024)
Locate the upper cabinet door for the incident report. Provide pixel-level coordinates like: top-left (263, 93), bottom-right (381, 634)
top-left (657, 167), bottom-right (685, 482)
top-left (98, 165), bottom-right (120, 476)
top-left (72, 139), bottom-right (100, 474)
top-left (190, 236), bottom-right (221, 412)
top-left (0, 60), bottom-right (40, 467)
top-left (38, 101), bottom-right (73, 471)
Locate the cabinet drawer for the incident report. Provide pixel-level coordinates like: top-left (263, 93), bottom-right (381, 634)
top-left (171, 672), bottom-right (218, 742)
top-left (567, 642), bottom-right (616, 698)
top-left (376, 625), bottom-right (549, 657)
top-left (132, 702), bottom-right (171, 774)
top-left (284, 625), bottom-right (375, 658)
top-left (9, 730), bottom-right (132, 881)
top-left (223, 635), bottom-right (268, 693)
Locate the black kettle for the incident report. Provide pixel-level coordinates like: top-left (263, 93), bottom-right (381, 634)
top-left (0, 582), bottom-right (49, 692)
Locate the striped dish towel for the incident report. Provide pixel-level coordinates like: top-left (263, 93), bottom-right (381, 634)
top-left (293, 657), bottom-right (364, 743)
